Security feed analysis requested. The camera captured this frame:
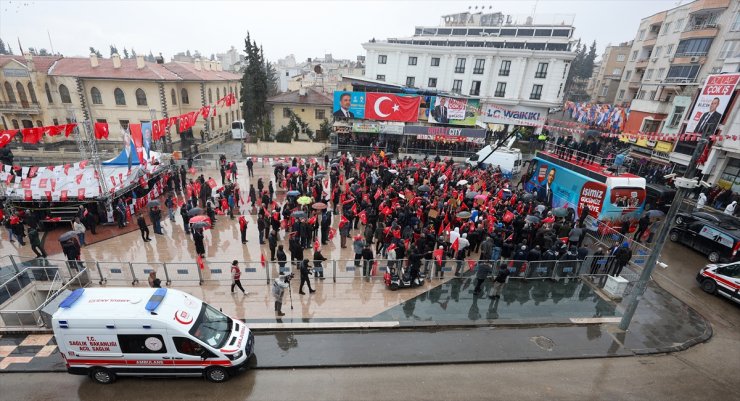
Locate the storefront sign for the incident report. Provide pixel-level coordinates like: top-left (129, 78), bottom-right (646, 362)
top-left (352, 122), bottom-right (380, 133)
top-left (480, 104), bottom-right (545, 125)
top-left (686, 73), bottom-right (740, 135)
top-left (654, 141), bottom-right (673, 153)
top-left (403, 125), bottom-right (486, 138)
top-left (428, 96), bottom-right (480, 126)
top-left (379, 122), bottom-right (404, 135)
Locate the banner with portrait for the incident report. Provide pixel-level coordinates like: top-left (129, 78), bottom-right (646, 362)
top-left (427, 96), bottom-right (480, 126)
top-left (686, 73), bottom-right (740, 135)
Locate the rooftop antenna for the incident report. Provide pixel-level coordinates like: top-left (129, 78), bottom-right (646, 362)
top-left (17, 37), bottom-right (23, 54)
top-left (47, 30), bottom-right (55, 55)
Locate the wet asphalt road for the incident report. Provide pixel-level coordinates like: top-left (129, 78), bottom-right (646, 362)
top-left (1, 239), bottom-right (738, 401)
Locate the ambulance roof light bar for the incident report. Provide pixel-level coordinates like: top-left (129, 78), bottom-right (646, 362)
top-left (145, 288), bottom-right (168, 314)
top-left (59, 288), bottom-right (85, 309)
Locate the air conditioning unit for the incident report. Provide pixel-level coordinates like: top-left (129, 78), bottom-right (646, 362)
top-left (651, 58), bottom-right (658, 62)
top-left (669, 57), bottom-right (675, 62)
top-left (690, 56), bottom-right (699, 63)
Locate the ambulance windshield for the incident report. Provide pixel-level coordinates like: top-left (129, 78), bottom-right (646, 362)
top-left (189, 303), bottom-right (232, 349)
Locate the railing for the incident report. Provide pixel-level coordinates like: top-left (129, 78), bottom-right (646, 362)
top-left (586, 220), bottom-right (658, 273)
top-left (543, 142), bottom-right (617, 168)
top-left (684, 22), bottom-right (718, 32)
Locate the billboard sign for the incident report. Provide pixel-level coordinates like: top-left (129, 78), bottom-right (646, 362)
top-left (333, 91), bottom-right (421, 122)
top-left (332, 91), bottom-right (366, 119)
top-left (686, 73), bottom-right (740, 135)
top-left (428, 96), bottom-right (480, 126)
top-left (481, 104), bottom-right (545, 125)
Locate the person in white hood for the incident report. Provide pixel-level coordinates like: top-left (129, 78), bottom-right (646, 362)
top-left (696, 192), bottom-right (707, 210)
top-left (724, 200), bottom-right (737, 216)
top-left (449, 227), bottom-right (460, 246)
top-left (272, 273), bottom-right (290, 316)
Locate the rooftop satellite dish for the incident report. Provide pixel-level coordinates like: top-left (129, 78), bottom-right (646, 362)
top-left (314, 64), bottom-right (323, 74)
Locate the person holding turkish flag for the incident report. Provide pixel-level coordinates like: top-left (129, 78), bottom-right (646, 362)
top-left (364, 92), bottom-right (421, 122)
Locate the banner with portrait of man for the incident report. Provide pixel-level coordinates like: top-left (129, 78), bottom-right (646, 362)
top-left (686, 73), bottom-right (740, 135)
top-left (428, 96), bottom-right (479, 126)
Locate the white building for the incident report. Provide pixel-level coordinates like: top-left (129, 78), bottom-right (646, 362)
top-left (275, 54), bottom-right (364, 93)
top-left (362, 11), bottom-right (576, 132)
top-left (216, 46), bottom-right (245, 72)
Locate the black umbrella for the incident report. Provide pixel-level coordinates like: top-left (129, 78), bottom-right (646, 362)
top-left (147, 200), bottom-right (160, 207)
top-left (456, 211), bottom-right (472, 219)
top-left (272, 161), bottom-right (284, 167)
top-left (188, 207), bottom-right (204, 217)
top-left (465, 191), bottom-right (479, 199)
top-left (525, 215), bottom-right (540, 224)
top-left (292, 211), bottom-right (307, 218)
top-left (405, 167), bottom-right (418, 172)
top-left (551, 207), bottom-right (568, 218)
top-left (417, 184), bottom-right (431, 192)
top-left (522, 193), bottom-right (534, 202)
top-left (58, 231), bottom-right (78, 242)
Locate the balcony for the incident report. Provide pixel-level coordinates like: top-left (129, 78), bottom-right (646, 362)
top-left (635, 59), bottom-right (649, 69)
top-left (0, 101), bottom-right (40, 115)
top-left (680, 23), bottom-right (719, 39)
top-left (643, 37), bottom-right (657, 47)
top-left (630, 98), bottom-right (673, 115)
top-left (662, 76), bottom-right (699, 84)
top-left (672, 54), bottom-right (707, 64)
top-left (628, 80), bottom-right (641, 89)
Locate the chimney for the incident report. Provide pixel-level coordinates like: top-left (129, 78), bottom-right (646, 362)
top-left (202, 60), bottom-right (210, 71)
top-left (216, 61), bottom-right (222, 71)
top-left (112, 53), bottom-right (121, 69)
top-left (90, 53), bottom-right (99, 68)
top-left (194, 58), bottom-right (202, 71)
top-left (298, 87), bottom-right (307, 96)
top-left (23, 51), bottom-right (33, 61)
top-left (136, 55), bottom-right (145, 69)
top-left (23, 52), bottom-right (35, 72)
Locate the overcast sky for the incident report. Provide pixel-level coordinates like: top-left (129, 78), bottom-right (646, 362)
top-left (0, 0), bottom-right (680, 63)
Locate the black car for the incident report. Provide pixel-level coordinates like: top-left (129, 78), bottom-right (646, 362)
top-left (674, 211), bottom-right (738, 228)
top-left (670, 220), bottom-right (740, 263)
top-left (645, 183), bottom-right (676, 213)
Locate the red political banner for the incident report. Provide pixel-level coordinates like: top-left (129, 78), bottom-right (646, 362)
top-left (364, 93), bottom-right (421, 122)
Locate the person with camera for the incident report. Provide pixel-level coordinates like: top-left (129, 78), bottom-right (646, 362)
top-left (298, 258), bottom-right (315, 295)
top-left (272, 272), bottom-right (291, 316)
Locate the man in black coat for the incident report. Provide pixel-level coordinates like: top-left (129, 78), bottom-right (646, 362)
top-left (298, 259), bottom-right (315, 295)
top-left (137, 213), bottom-right (150, 242)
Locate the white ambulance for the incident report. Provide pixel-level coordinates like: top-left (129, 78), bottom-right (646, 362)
top-left (52, 287), bottom-right (254, 384)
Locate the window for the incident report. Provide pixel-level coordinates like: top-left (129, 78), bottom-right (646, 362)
top-left (44, 83), bottom-right (53, 103)
top-left (646, 69), bottom-right (654, 79)
top-left (625, 70), bottom-right (632, 81)
top-left (638, 29), bottom-right (646, 40)
top-left (211, 117), bottom-right (215, 129)
top-left (499, 60), bottom-right (511, 76)
top-left (494, 82), bottom-right (506, 97)
top-left (601, 86), bottom-right (609, 96)
top-left (658, 68), bottom-right (666, 79)
top-left (618, 89), bottom-right (625, 99)
top-left (114, 88), bottom-right (126, 105)
top-left (231, 111), bottom-right (235, 121)
top-left (666, 44), bottom-right (674, 56)
top-left (13, 83), bottom-right (27, 106)
top-left (675, 38), bottom-right (713, 56)
top-left (720, 40), bottom-right (740, 59)
top-left (135, 88), bottom-right (147, 106)
top-left (469, 80), bottom-right (481, 96)
top-left (118, 334), bottom-right (167, 354)
top-left (218, 115), bottom-right (222, 128)
top-left (428, 78), bottom-right (437, 88)
top-left (376, 74), bottom-right (385, 81)
top-left (315, 109), bottom-right (325, 120)
top-left (675, 18), bottom-right (685, 32)
top-left (612, 68), bottom-right (622, 75)
top-left (405, 76), bottom-right (415, 87)
top-left (732, 13), bottom-right (740, 31)
top-left (173, 337), bottom-right (211, 357)
top-left (642, 119), bottom-right (662, 133)
top-left (52, 118), bottom-right (59, 125)
top-left (58, 84), bottom-right (71, 104)
top-left (666, 65), bottom-right (700, 82)
top-left (35, 120), bottom-right (42, 127)
top-left (662, 22), bottom-right (671, 34)
top-left (654, 46), bottom-right (662, 58)
top-left (451, 79), bottom-right (463, 93)
top-left (87, 87), bottom-right (102, 105)
top-left (667, 106), bottom-right (685, 127)
top-left (473, 59), bottom-right (485, 74)
top-left (11, 119), bottom-right (19, 129)
top-left (119, 120), bottom-right (129, 131)
top-left (616, 54), bottom-right (626, 62)
top-left (535, 62), bottom-right (548, 78)
top-left (378, 55), bottom-right (387, 64)
top-left (181, 88), bottom-right (189, 104)
top-left (172, 88), bottom-right (178, 105)
top-left (283, 108), bottom-right (292, 118)
top-left (408, 56), bottom-right (417, 66)
top-left (430, 57), bottom-right (440, 66)
top-left (216, 88), bottom-right (220, 100)
top-left (5, 82), bottom-right (17, 103)
top-left (27, 83), bottom-right (37, 104)
top-left (530, 84), bottom-right (543, 100)
top-left (454, 58), bottom-right (466, 73)
top-left (649, 90), bottom-right (656, 100)
top-left (631, 50), bottom-right (638, 61)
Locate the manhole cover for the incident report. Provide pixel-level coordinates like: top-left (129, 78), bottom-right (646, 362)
top-left (530, 336), bottom-right (555, 351)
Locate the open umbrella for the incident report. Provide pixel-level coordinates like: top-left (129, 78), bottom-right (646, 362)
top-left (191, 221), bottom-right (210, 229)
top-left (286, 190), bottom-right (300, 197)
top-left (187, 207), bottom-right (204, 217)
top-left (297, 196), bottom-right (312, 205)
top-left (272, 161), bottom-right (284, 167)
top-left (388, 169), bottom-right (398, 174)
top-left (457, 179), bottom-right (468, 186)
top-left (551, 207), bottom-right (569, 218)
top-left (456, 211), bottom-right (472, 219)
top-left (405, 166), bottom-right (418, 172)
top-left (525, 215), bottom-right (541, 224)
top-left (474, 194), bottom-right (488, 201)
top-left (291, 210), bottom-right (307, 218)
top-left (465, 191), bottom-right (479, 199)
top-left (315, 171), bottom-right (327, 177)
top-left (646, 209), bottom-right (665, 219)
top-left (287, 166), bottom-right (300, 173)
top-left (147, 200), bottom-right (160, 207)
top-left (522, 193), bottom-right (534, 202)
top-left (417, 184), bottom-right (431, 192)
top-left (330, 162), bottom-right (340, 167)
top-left (312, 202), bottom-right (327, 210)
top-left (58, 231), bottom-right (78, 242)
top-left (189, 215), bottom-right (211, 224)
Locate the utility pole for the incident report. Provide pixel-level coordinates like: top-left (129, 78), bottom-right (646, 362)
top-left (618, 133), bottom-right (710, 331)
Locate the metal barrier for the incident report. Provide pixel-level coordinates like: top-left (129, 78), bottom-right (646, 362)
top-left (586, 221), bottom-right (657, 272)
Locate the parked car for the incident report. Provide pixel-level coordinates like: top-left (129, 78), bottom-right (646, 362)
top-left (696, 262), bottom-right (740, 304)
top-left (645, 183), bottom-right (676, 213)
top-left (670, 220), bottom-right (740, 263)
top-left (674, 211), bottom-right (738, 228)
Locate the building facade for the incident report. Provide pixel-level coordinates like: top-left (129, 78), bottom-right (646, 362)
top-left (275, 54), bottom-right (364, 94)
top-left (362, 11), bottom-right (576, 128)
top-left (0, 53), bottom-right (241, 148)
top-left (588, 42), bottom-right (632, 104)
top-left (266, 87), bottom-right (332, 139)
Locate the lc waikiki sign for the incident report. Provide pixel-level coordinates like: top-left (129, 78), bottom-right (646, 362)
top-left (481, 104), bottom-right (545, 126)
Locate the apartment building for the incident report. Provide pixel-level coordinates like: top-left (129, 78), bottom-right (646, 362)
top-left (588, 42), bottom-right (633, 104)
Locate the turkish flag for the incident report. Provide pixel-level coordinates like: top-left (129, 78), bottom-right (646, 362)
top-left (313, 239), bottom-right (320, 252)
top-left (260, 253), bottom-right (266, 268)
top-left (0, 130), bottom-right (14, 148)
top-left (339, 215), bottom-right (349, 228)
top-left (433, 248), bottom-right (444, 265)
top-left (364, 93), bottom-right (420, 122)
top-left (152, 119), bottom-right (166, 140)
top-left (77, 188), bottom-right (86, 200)
top-left (46, 125), bottom-right (64, 136)
top-left (63, 124), bottom-right (76, 137)
top-left (200, 106), bottom-right (211, 119)
top-left (358, 210), bottom-right (367, 225)
top-left (94, 122), bottom-right (109, 139)
top-left (452, 238), bottom-right (459, 252)
top-left (21, 127), bottom-right (44, 144)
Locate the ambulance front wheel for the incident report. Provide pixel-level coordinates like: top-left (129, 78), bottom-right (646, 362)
top-left (205, 366), bottom-right (230, 383)
top-left (90, 367), bottom-right (116, 384)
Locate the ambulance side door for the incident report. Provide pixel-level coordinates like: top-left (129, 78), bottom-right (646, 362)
top-left (168, 334), bottom-right (221, 371)
top-left (116, 332), bottom-right (174, 371)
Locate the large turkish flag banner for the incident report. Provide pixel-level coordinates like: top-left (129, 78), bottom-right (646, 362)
top-left (364, 93), bottom-right (421, 122)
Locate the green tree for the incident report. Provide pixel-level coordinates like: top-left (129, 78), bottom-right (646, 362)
top-left (110, 45), bottom-right (118, 57)
top-left (0, 38), bottom-right (9, 55)
top-left (317, 119), bottom-right (331, 141)
top-left (123, 47), bottom-right (129, 59)
top-left (38, 48), bottom-right (49, 56)
top-left (28, 47), bottom-right (37, 55)
top-left (89, 46), bottom-right (102, 57)
top-left (131, 48), bottom-right (137, 57)
top-left (240, 32), bottom-right (275, 140)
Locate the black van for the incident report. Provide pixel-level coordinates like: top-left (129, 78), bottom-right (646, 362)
top-left (670, 220), bottom-right (740, 263)
top-left (645, 183), bottom-right (677, 213)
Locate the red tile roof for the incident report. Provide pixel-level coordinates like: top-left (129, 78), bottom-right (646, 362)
top-left (267, 88), bottom-right (333, 106)
top-left (49, 57), bottom-right (182, 80)
top-left (163, 61), bottom-right (241, 81)
top-left (0, 55), bottom-right (63, 73)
